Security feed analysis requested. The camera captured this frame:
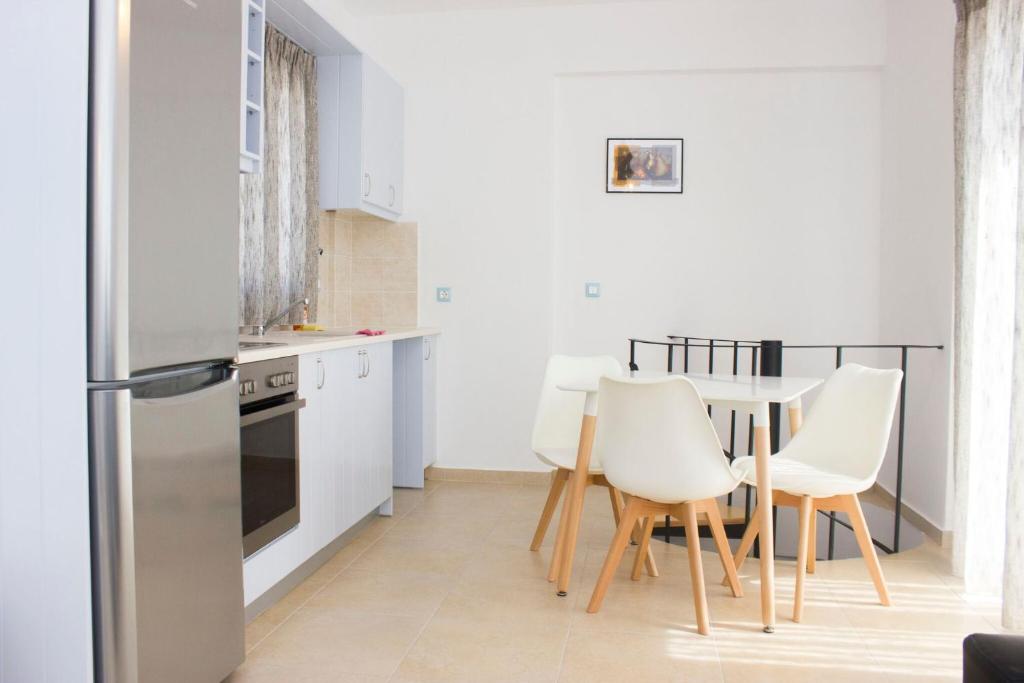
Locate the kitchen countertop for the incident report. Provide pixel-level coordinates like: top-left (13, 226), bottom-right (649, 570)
top-left (236, 326), bottom-right (441, 364)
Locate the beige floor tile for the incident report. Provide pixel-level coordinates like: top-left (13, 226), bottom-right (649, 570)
top-left (719, 658), bottom-right (891, 683)
top-left (390, 486), bottom-right (432, 517)
top-left (559, 629), bottom-right (722, 683)
top-left (228, 659), bottom-right (388, 683)
top-left (235, 483), bottom-right (986, 683)
top-left (347, 534), bottom-right (475, 577)
top-left (386, 508), bottom-right (498, 544)
top-left (305, 567), bottom-right (454, 618)
top-left (248, 608), bottom-right (426, 678)
top-left (244, 564), bottom-right (341, 651)
top-left (436, 572), bottom-right (577, 632)
top-left (390, 615), bottom-right (566, 683)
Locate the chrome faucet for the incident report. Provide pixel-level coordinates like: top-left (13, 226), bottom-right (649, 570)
top-left (254, 297), bottom-right (309, 336)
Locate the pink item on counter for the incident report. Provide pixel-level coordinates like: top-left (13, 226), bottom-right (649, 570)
top-left (356, 329), bottom-right (386, 336)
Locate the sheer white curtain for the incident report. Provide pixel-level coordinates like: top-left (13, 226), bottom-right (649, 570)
top-left (951, 0), bottom-right (1024, 630)
top-left (239, 25), bottom-right (320, 326)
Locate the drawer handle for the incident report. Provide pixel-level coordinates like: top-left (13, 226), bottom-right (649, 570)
top-left (363, 173), bottom-right (372, 197)
top-left (388, 185), bottom-right (396, 207)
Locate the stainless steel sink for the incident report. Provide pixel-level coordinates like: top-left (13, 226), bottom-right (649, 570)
top-left (239, 341), bottom-right (288, 349)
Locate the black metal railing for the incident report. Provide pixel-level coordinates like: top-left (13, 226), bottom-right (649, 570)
top-left (627, 335), bottom-right (944, 556)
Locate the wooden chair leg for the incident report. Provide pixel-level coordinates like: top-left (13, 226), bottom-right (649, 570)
top-left (807, 504), bottom-right (817, 574)
top-left (704, 500), bottom-right (742, 598)
top-left (683, 501), bottom-right (711, 636)
top-left (631, 515), bottom-right (656, 580)
top-left (531, 468), bottom-right (569, 551)
top-left (844, 494), bottom-right (891, 606)
top-left (722, 501), bottom-right (761, 587)
top-left (587, 499), bottom-right (642, 613)
top-left (793, 495), bottom-right (813, 622)
top-left (547, 471), bottom-right (575, 582)
top-left (613, 488), bottom-right (659, 578)
top-left (608, 486), bottom-right (623, 527)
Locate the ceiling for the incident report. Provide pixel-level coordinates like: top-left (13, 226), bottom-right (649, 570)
top-left (337, 0), bottom-right (664, 17)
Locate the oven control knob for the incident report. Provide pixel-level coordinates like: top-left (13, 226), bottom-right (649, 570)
top-left (239, 383), bottom-right (246, 396)
top-left (247, 380), bottom-right (256, 394)
top-left (268, 375), bottom-right (279, 388)
top-left (286, 372), bottom-right (295, 384)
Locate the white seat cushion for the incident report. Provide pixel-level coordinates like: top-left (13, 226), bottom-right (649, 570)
top-left (534, 447), bottom-right (602, 474)
top-left (730, 455), bottom-right (871, 498)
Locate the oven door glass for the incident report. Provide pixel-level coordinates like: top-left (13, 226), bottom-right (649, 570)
top-left (240, 398), bottom-right (300, 557)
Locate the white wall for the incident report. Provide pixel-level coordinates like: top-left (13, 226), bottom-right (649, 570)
top-left (554, 69), bottom-right (882, 354)
top-left (344, 0), bottom-right (954, 527)
top-left (877, 0), bottom-right (956, 531)
top-left (0, 2), bottom-right (93, 682)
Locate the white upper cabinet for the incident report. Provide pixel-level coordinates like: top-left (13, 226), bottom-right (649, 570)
top-left (318, 54), bottom-right (404, 220)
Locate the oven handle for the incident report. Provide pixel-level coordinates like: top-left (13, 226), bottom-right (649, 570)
top-left (239, 397), bottom-right (307, 427)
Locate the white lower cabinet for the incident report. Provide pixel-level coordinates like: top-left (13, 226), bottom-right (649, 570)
top-left (325, 343), bottom-right (394, 530)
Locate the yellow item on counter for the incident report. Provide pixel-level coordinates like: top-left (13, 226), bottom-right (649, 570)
top-left (292, 324), bottom-right (325, 331)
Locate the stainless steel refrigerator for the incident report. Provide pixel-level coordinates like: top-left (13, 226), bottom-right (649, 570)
top-left (88, 0), bottom-right (245, 681)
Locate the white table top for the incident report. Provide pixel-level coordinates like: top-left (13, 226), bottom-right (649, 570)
top-left (557, 371), bottom-right (822, 405)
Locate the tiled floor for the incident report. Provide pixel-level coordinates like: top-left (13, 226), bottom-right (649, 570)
top-left (229, 481), bottom-right (1002, 682)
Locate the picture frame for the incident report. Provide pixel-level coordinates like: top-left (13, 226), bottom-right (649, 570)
top-left (606, 138), bottom-right (684, 194)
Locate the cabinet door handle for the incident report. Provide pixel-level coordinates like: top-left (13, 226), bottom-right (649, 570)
top-left (363, 173), bottom-right (372, 198)
top-left (424, 338), bottom-right (431, 361)
top-left (316, 358), bottom-right (325, 389)
top-left (388, 185), bottom-right (396, 207)
top-left (365, 350), bottom-right (371, 377)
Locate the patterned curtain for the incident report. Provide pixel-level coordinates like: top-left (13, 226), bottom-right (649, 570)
top-left (951, 0), bottom-right (1024, 630)
top-left (239, 25), bottom-right (319, 326)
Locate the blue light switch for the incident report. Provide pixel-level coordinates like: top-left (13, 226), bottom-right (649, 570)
top-left (585, 282), bottom-right (601, 298)
top-left (436, 287), bottom-right (452, 303)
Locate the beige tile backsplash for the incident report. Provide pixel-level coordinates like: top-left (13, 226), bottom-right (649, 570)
top-left (317, 213), bottom-right (417, 329)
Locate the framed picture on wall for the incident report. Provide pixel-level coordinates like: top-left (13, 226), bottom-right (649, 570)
top-left (606, 138), bottom-right (683, 193)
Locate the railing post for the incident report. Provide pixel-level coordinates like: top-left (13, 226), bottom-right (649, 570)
top-left (759, 340), bottom-right (783, 453)
top-left (894, 346), bottom-right (908, 552)
top-left (827, 346), bottom-right (843, 560)
top-left (629, 339), bottom-right (638, 372)
top-left (667, 344), bottom-right (674, 373)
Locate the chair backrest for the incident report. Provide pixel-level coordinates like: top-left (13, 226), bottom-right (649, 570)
top-left (593, 376), bottom-right (739, 504)
top-left (781, 363), bottom-right (904, 484)
top-left (531, 355), bottom-right (622, 452)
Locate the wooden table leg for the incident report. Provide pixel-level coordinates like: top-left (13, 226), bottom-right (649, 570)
top-left (556, 411), bottom-right (597, 596)
top-left (788, 398), bottom-right (803, 436)
top-left (753, 402), bottom-right (776, 633)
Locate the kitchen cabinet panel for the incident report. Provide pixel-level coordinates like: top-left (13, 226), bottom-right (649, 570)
top-left (393, 335), bottom-right (438, 488)
top-left (244, 339), bottom-right (407, 607)
top-left (318, 54), bottom-right (404, 220)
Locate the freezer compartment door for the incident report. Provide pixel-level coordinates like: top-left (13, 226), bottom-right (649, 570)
top-left (90, 367), bottom-right (244, 683)
top-left (89, 0), bottom-right (242, 381)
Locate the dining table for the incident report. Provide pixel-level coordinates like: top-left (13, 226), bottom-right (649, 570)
top-left (554, 370), bottom-right (823, 633)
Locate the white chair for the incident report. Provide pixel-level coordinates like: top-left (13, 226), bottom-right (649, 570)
top-left (729, 363), bottom-right (903, 622)
top-left (586, 375), bottom-right (743, 636)
top-left (529, 355), bottom-right (657, 580)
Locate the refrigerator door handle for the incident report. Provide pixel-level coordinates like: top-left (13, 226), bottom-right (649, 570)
top-left (90, 387), bottom-right (139, 683)
top-left (88, 0), bottom-right (131, 382)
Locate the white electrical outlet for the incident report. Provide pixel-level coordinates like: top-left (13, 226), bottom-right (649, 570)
top-left (436, 287), bottom-right (452, 303)
top-left (585, 282), bottom-right (601, 298)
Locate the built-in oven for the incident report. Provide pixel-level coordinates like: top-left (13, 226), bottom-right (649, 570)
top-left (239, 355), bottom-right (305, 558)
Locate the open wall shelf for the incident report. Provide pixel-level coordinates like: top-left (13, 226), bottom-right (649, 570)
top-left (240, 0), bottom-right (265, 173)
